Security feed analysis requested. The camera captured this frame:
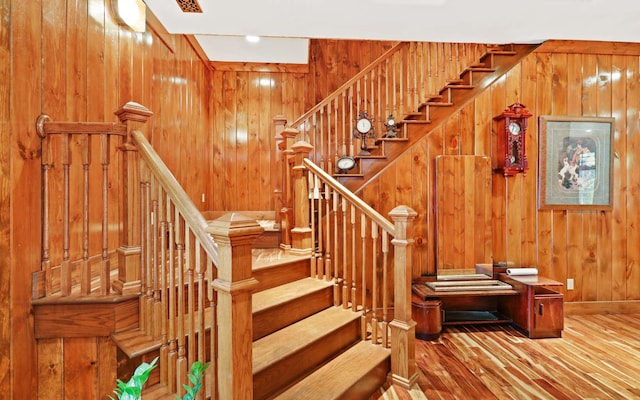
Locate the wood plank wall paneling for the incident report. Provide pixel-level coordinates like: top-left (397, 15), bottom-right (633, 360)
top-left (360, 46), bottom-right (640, 306)
top-left (6, 2), bottom-right (640, 395)
top-left (208, 39), bottom-right (392, 212)
top-left (11, 1), bottom-right (42, 399)
top-left (0, 0), bottom-right (9, 394)
top-left (6, 1), bottom-right (212, 398)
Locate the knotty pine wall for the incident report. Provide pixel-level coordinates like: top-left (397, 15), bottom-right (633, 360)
top-left (3, 1), bottom-right (640, 398)
top-left (209, 40), bottom-right (394, 211)
top-left (361, 41), bottom-right (640, 306)
top-left (3, 1), bottom-right (215, 398)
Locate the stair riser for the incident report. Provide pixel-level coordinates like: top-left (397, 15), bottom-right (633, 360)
top-left (335, 357), bottom-right (390, 400)
top-left (253, 285), bottom-right (333, 340)
top-left (253, 258), bottom-right (310, 293)
top-left (253, 318), bottom-right (361, 400)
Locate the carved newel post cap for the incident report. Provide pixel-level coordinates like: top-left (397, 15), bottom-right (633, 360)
top-left (115, 101), bottom-right (153, 123)
top-left (207, 212), bottom-right (264, 243)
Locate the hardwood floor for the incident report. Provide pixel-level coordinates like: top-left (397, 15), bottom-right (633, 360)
top-left (415, 314), bottom-right (640, 399)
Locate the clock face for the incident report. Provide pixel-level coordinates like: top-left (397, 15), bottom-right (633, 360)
top-left (336, 156), bottom-right (356, 171)
top-left (387, 118), bottom-right (395, 126)
top-left (356, 118), bottom-right (372, 134)
top-left (508, 121), bottom-right (521, 135)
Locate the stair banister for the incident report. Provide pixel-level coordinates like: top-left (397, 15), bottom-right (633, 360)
top-left (303, 159), bottom-right (394, 234)
top-left (288, 42), bottom-right (405, 131)
top-left (131, 130), bottom-right (218, 262)
top-left (301, 154), bottom-right (418, 390)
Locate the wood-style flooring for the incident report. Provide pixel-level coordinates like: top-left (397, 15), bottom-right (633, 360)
top-left (415, 314), bottom-right (640, 399)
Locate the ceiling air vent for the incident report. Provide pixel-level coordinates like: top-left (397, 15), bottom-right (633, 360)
top-left (175, 0), bottom-right (203, 13)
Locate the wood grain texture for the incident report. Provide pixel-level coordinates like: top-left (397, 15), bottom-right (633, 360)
top-left (0, 0), bottom-right (10, 394)
top-left (415, 314), bottom-right (640, 399)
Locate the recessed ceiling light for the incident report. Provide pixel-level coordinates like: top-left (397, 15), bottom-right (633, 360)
top-left (245, 35), bottom-right (260, 44)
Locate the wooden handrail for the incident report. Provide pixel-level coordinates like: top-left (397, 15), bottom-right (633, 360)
top-left (131, 130), bottom-right (218, 264)
top-left (303, 157), bottom-right (395, 235)
top-left (289, 42), bottom-right (406, 129)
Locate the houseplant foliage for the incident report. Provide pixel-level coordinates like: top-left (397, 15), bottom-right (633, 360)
top-left (110, 357), bottom-right (158, 400)
top-left (109, 357), bottom-right (209, 400)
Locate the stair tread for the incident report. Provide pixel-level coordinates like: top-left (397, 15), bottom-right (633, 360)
top-left (273, 341), bottom-right (390, 400)
top-left (253, 306), bottom-right (360, 373)
top-left (111, 328), bottom-right (162, 358)
top-left (253, 277), bottom-right (333, 314)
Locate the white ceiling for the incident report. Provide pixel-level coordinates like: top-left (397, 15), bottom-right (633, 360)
top-left (144, 0), bottom-right (640, 64)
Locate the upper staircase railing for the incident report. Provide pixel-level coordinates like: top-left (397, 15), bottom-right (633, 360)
top-left (287, 141), bottom-right (419, 388)
top-left (280, 41), bottom-right (490, 173)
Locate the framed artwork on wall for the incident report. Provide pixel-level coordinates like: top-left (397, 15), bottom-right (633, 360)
top-left (538, 115), bottom-right (614, 210)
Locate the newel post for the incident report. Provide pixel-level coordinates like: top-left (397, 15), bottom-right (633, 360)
top-left (389, 205), bottom-right (418, 389)
top-left (208, 213), bottom-right (262, 400)
top-left (290, 140), bottom-right (313, 255)
top-left (113, 102), bottom-right (153, 294)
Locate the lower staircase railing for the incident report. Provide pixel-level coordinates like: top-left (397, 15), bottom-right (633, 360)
top-left (289, 141), bottom-right (419, 388)
top-left (33, 102), bottom-right (263, 399)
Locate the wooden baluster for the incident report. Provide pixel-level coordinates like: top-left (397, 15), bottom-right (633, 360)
top-left (320, 107), bottom-right (329, 171)
top-left (360, 212), bottom-right (367, 339)
top-left (340, 92), bottom-right (347, 156)
top-left (315, 175), bottom-right (324, 278)
top-left (342, 198), bottom-right (349, 309)
top-left (371, 221), bottom-right (379, 345)
top-left (324, 183), bottom-right (332, 282)
top-left (138, 165), bottom-right (148, 332)
top-left (144, 171), bottom-right (154, 334)
top-left (333, 97), bottom-right (339, 169)
top-left (326, 101), bottom-right (331, 171)
top-left (100, 134), bottom-right (110, 295)
top-left (167, 202), bottom-right (177, 393)
top-left (333, 190), bottom-right (341, 306)
top-left (159, 189), bottom-right (168, 386)
top-left (382, 231), bottom-right (389, 348)
top-left (152, 177), bottom-right (161, 339)
top-left (389, 205), bottom-right (418, 389)
top-left (272, 115), bottom-right (287, 229)
top-left (206, 256), bottom-right (217, 397)
top-left (186, 230), bottom-right (195, 378)
top-left (195, 239), bottom-right (205, 372)
top-left (61, 133), bottom-right (71, 296)
top-left (175, 211), bottom-right (187, 396)
top-left (80, 134), bottom-right (91, 295)
top-left (312, 113), bottom-right (318, 163)
top-left (40, 123), bottom-right (52, 297)
top-left (350, 204), bottom-right (357, 312)
top-left (348, 86), bottom-right (354, 156)
top-left (309, 173), bottom-right (317, 278)
top-left (398, 46), bottom-right (405, 120)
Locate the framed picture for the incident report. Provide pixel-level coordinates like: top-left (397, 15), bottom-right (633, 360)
top-left (538, 115), bottom-right (614, 210)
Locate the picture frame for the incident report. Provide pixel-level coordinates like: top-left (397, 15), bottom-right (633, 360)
top-left (538, 115), bottom-right (614, 210)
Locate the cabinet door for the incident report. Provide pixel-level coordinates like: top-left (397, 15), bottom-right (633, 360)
top-left (533, 295), bottom-right (564, 336)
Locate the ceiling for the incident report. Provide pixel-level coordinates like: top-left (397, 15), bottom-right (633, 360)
top-left (144, 0), bottom-right (640, 64)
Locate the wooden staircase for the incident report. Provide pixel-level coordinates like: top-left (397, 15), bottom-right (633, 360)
top-left (252, 259), bottom-right (390, 399)
top-left (282, 43), bottom-right (540, 194)
top-left (113, 251), bottom-right (390, 400)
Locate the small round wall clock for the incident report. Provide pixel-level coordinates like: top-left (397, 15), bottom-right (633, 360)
top-left (336, 155), bottom-right (356, 173)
